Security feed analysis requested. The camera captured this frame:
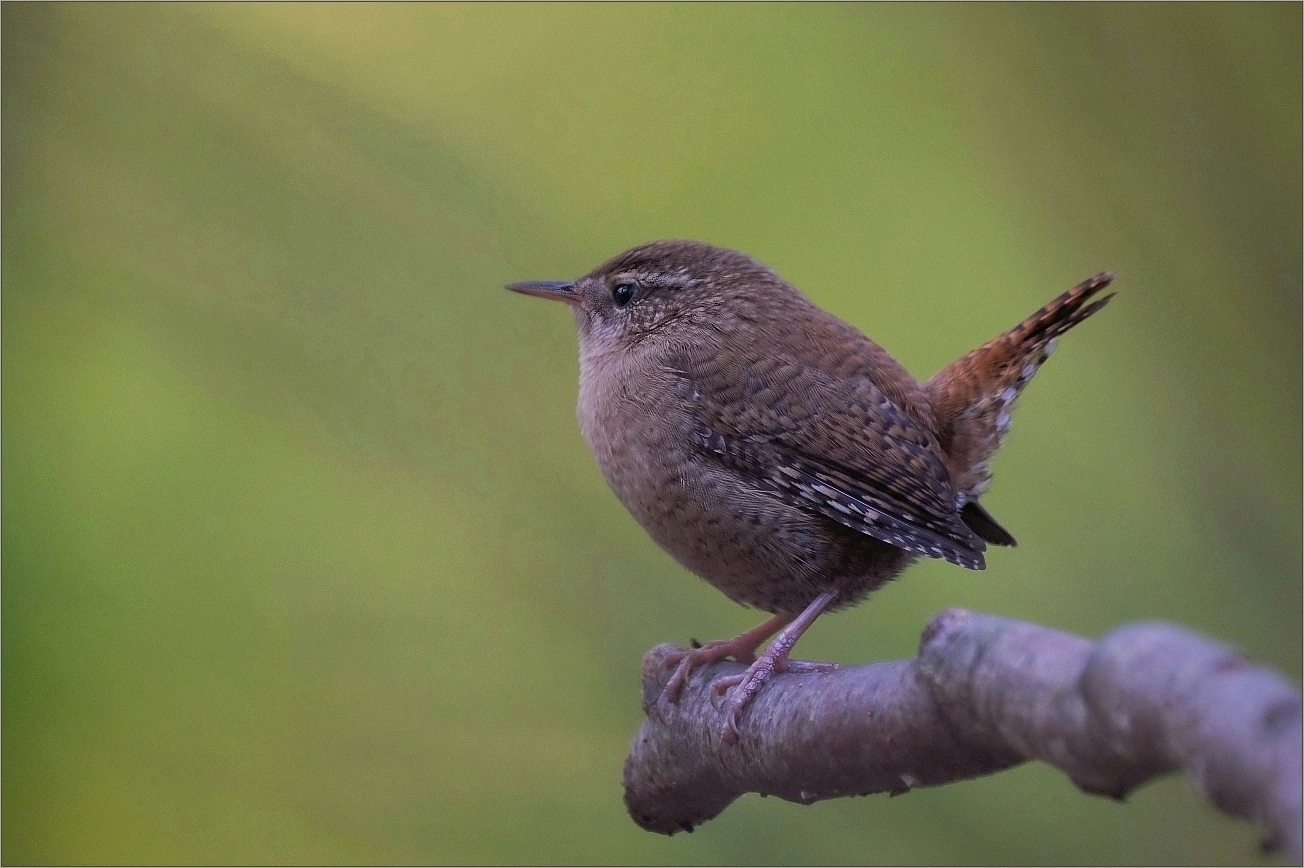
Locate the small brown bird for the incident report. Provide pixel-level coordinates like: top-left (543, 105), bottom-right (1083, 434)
top-left (508, 241), bottom-right (1113, 741)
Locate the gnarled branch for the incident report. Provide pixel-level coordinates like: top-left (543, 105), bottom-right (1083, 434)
top-left (623, 608), bottom-right (1301, 861)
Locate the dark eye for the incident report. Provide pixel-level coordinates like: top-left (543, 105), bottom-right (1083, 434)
top-left (612, 282), bottom-right (637, 308)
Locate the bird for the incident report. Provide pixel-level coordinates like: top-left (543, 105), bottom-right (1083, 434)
top-left (507, 240), bottom-right (1114, 742)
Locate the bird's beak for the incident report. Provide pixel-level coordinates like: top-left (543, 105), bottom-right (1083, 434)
top-left (505, 280), bottom-right (580, 306)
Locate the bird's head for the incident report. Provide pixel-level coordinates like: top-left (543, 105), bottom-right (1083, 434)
top-left (507, 240), bottom-right (806, 354)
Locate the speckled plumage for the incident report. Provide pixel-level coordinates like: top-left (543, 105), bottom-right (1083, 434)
top-left (508, 240), bottom-right (1113, 736)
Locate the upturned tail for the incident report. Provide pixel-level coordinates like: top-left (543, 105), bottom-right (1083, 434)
top-left (927, 272), bottom-right (1115, 542)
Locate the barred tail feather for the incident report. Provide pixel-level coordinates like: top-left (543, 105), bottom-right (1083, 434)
top-left (928, 272), bottom-right (1115, 504)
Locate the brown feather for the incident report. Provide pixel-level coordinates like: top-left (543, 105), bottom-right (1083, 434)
top-left (928, 272), bottom-right (1115, 501)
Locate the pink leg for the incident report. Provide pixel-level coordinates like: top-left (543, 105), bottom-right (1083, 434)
top-left (718, 589), bottom-right (840, 743)
top-left (660, 611), bottom-right (795, 705)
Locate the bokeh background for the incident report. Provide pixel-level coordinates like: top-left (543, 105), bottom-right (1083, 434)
top-left (4, 4), bottom-right (1300, 864)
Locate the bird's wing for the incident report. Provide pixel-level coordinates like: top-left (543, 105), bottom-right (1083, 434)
top-left (668, 349), bottom-right (987, 570)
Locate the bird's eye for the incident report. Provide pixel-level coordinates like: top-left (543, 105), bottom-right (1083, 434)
top-left (612, 282), bottom-right (637, 308)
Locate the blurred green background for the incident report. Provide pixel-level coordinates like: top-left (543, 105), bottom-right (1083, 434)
top-left (3, 4), bottom-right (1299, 864)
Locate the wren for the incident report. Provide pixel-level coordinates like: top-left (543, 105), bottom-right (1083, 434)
top-left (508, 240), bottom-right (1113, 741)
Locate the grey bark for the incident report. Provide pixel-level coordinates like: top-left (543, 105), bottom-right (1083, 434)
top-left (623, 608), bottom-right (1302, 862)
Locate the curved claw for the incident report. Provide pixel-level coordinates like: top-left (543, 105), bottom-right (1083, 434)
top-left (659, 650), bottom-right (694, 706)
top-left (709, 673), bottom-right (746, 705)
top-left (721, 709), bottom-right (743, 745)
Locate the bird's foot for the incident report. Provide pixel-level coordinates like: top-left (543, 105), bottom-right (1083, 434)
top-left (713, 653), bottom-right (839, 744)
top-left (659, 636), bottom-right (759, 707)
top-left (657, 611), bottom-right (796, 709)
top-left (711, 589), bottom-right (841, 744)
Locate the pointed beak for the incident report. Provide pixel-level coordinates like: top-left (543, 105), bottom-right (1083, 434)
top-left (505, 280), bottom-right (580, 306)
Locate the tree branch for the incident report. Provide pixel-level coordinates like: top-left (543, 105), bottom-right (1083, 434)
top-left (623, 608), bottom-right (1301, 861)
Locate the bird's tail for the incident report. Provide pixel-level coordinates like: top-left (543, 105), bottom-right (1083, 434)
top-left (927, 272), bottom-right (1115, 532)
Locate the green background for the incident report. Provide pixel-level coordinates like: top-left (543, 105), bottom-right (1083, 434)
top-left (4, 4), bottom-right (1299, 864)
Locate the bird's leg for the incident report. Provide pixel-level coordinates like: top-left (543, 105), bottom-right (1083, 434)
top-left (716, 589), bottom-right (840, 744)
top-left (660, 611), bottom-right (795, 705)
